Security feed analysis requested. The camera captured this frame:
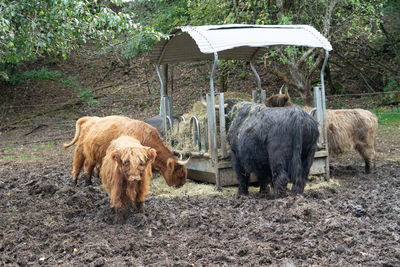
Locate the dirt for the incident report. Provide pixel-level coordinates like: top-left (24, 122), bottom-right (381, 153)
top-left (1, 49), bottom-right (400, 266)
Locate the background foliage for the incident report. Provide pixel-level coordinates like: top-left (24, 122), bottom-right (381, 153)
top-left (0, 0), bottom-right (399, 95)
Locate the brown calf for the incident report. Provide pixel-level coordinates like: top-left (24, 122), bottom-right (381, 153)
top-left (64, 116), bottom-right (189, 186)
top-left (100, 136), bottom-right (156, 221)
top-left (264, 91), bottom-right (378, 173)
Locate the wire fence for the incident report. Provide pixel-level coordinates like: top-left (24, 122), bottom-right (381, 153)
top-left (324, 90), bottom-right (400, 98)
top-left (1, 90), bottom-right (399, 148)
top-left (1, 90), bottom-right (399, 110)
top-left (0, 95), bottom-right (159, 109)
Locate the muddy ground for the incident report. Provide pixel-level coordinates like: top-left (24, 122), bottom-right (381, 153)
top-left (1, 51), bottom-right (400, 266)
top-left (0, 124), bottom-right (399, 266)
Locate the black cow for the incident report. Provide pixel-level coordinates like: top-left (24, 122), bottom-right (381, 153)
top-left (145, 116), bottom-right (165, 138)
top-left (224, 99), bottom-right (319, 197)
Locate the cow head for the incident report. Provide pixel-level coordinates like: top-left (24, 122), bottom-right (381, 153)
top-left (200, 92), bottom-right (247, 131)
top-left (264, 86), bottom-right (293, 107)
top-left (111, 146), bottom-right (157, 182)
top-left (161, 156), bottom-right (189, 188)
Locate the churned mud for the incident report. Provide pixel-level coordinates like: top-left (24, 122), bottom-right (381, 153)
top-left (1, 144), bottom-right (399, 266)
top-left (1, 46), bottom-right (399, 266)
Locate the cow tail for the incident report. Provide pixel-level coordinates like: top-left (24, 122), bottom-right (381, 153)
top-left (63, 117), bottom-right (89, 149)
top-left (289, 117), bottom-right (303, 183)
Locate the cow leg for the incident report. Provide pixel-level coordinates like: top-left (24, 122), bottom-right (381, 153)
top-left (292, 178), bottom-right (306, 195)
top-left (72, 146), bottom-right (85, 185)
top-left (134, 179), bottom-right (150, 213)
top-left (292, 147), bottom-right (316, 195)
top-left (231, 154), bottom-right (250, 195)
top-left (92, 164), bottom-right (100, 178)
top-left (355, 144), bottom-right (375, 174)
top-left (256, 172), bottom-right (271, 198)
top-left (134, 201), bottom-right (144, 213)
top-left (113, 207), bottom-right (127, 224)
top-left (272, 170), bottom-right (289, 198)
top-left (83, 160), bottom-right (95, 185)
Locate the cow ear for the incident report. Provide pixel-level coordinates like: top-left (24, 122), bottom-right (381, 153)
top-left (147, 148), bottom-right (157, 163)
top-left (284, 87), bottom-right (290, 99)
top-left (167, 158), bottom-right (175, 174)
top-left (283, 95), bottom-right (289, 102)
top-left (111, 151), bottom-right (122, 165)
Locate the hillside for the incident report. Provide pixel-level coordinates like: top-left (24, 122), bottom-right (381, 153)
top-left (0, 45), bottom-right (400, 266)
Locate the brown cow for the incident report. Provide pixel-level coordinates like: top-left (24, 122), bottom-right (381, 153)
top-left (100, 135), bottom-right (156, 221)
top-left (64, 115), bottom-right (189, 186)
top-left (264, 90), bottom-right (378, 173)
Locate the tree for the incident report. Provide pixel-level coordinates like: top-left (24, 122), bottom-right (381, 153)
top-left (261, 0), bottom-right (389, 102)
top-left (132, 0), bottom-right (393, 100)
top-left (0, 0), bottom-right (163, 66)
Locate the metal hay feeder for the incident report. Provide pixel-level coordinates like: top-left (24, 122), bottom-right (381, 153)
top-left (149, 24), bottom-right (333, 189)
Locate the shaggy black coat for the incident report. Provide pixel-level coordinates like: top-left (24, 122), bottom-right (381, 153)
top-left (145, 116), bottom-right (165, 138)
top-left (225, 101), bottom-right (319, 197)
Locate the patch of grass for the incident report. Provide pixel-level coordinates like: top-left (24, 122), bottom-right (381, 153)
top-left (331, 99), bottom-right (346, 109)
top-left (61, 75), bottom-right (99, 104)
top-left (293, 99), bottom-right (304, 106)
top-left (34, 142), bottom-right (54, 152)
top-left (20, 154), bottom-right (39, 160)
top-left (2, 155), bottom-right (14, 160)
top-left (61, 76), bottom-right (79, 88)
top-left (373, 107), bottom-right (400, 125)
top-left (45, 142), bottom-right (54, 150)
top-left (23, 67), bottom-right (61, 81)
top-left (77, 87), bottom-right (99, 104)
top-left (34, 144), bottom-right (41, 152)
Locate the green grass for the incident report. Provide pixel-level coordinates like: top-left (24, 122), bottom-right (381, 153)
top-left (20, 154), bottom-right (39, 160)
top-left (61, 76), bottom-right (79, 88)
top-left (23, 67), bottom-right (61, 81)
top-left (1, 143), bottom-right (54, 162)
top-left (373, 107), bottom-right (400, 125)
top-left (34, 142), bottom-right (54, 152)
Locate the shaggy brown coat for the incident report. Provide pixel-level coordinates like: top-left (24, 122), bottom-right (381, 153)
top-left (100, 136), bottom-right (156, 220)
top-left (264, 92), bottom-right (378, 173)
top-left (64, 115), bottom-right (188, 186)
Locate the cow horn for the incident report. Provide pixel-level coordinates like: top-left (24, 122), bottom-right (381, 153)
top-left (200, 91), bottom-right (227, 110)
top-left (200, 90), bottom-right (209, 108)
top-left (279, 84), bottom-right (285, 94)
top-left (308, 107), bottom-right (317, 116)
top-left (177, 155), bottom-right (191, 165)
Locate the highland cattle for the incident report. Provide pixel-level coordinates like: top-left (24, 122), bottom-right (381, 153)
top-left (202, 98), bottom-right (319, 197)
top-left (264, 90), bottom-right (378, 173)
top-left (100, 136), bottom-right (156, 221)
top-left (64, 116), bottom-right (189, 186)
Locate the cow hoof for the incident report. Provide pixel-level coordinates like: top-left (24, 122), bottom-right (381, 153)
top-left (113, 212), bottom-right (126, 224)
top-left (135, 202), bottom-right (144, 213)
top-left (236, 193), bottom-right (248, 199)
top-left (85, 179), bottom-right (92, 186)
top-left (238, 188), bottom-right (249, 196)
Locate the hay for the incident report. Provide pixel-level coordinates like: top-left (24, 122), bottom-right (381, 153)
top-left (149, 173), bottom-right (339, 199)
top-left (148, 173), bottom-right (238, 198)
top-left (169, 92), bottom-right (251, 154)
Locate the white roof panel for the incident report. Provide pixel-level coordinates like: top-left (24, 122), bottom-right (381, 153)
top-left (150, 24), bottom-right (332, 64)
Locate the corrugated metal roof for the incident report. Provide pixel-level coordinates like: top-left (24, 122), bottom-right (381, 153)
top-left (150, 24), bottom-right (332, 64)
